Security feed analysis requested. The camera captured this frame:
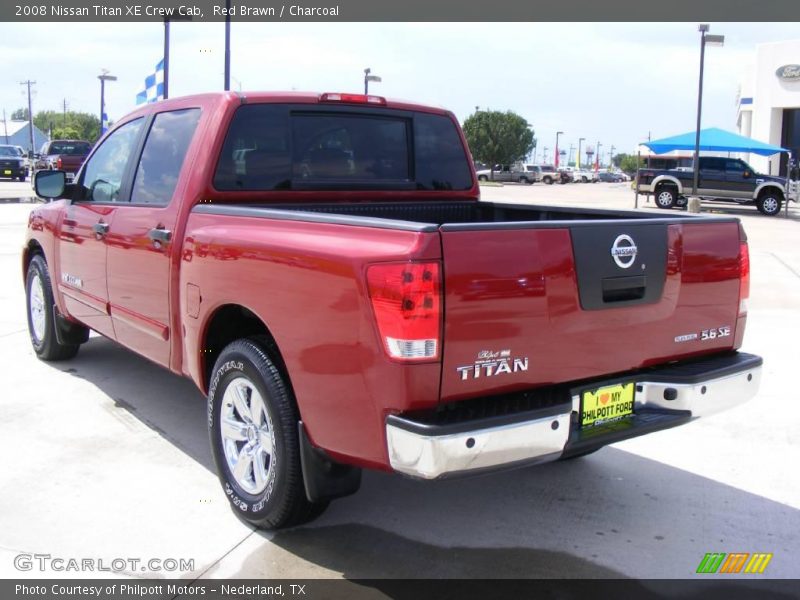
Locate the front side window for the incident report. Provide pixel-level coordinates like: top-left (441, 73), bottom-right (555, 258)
top-left (77, 118), bottom-right (143, 203)
top-left (131, 109), bottom-right (200, 205)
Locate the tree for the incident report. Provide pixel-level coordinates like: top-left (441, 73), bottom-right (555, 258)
top-left (616, 153), bottom-right (644, 173)
top-left (33, 110), bottom-right (102, 142)
top-left (11, 107), bottom-right (30, 120)
top-left (462, 110), bottom-right (535, 180)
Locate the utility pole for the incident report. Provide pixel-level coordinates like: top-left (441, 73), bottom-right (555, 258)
top-left (2, 108), bottom-right (8, 144)
top-left (20, 80), bottom-right (36, 153)
top-left (62, 99), bottom-right (68, 127)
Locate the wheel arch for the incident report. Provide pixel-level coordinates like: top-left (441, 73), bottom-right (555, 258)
top-left (754, 183), bottom-right (785, 200)
top-left (199, 303), bottom-right (292, 399)
top-left (652, 175), bottom-right (682, 194)
top-left (22, 239), bottom-right (46, 283)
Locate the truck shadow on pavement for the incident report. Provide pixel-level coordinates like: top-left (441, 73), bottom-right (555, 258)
top-left (59, 336), bottom-right (799, 581)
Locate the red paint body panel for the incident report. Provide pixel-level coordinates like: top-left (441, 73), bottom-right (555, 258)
top-left (181, 213), bottom-right (442, 468)
top-left (440, 222), bottom-right (742, 401)
top-left (22, 91), bottom-right (752, 473)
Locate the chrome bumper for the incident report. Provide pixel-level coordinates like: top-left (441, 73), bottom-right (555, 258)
top-left (386, 353), bottom-right (762, 479)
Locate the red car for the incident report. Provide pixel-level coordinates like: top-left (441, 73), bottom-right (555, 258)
top-left (24, 91), bottom-right (762, 529)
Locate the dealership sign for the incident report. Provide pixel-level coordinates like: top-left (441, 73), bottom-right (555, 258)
top-left (776, 64), bottom-right (800, 80)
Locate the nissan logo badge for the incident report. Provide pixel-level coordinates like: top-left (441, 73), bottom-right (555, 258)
top-left (611, 234), bottom-right (637, 269)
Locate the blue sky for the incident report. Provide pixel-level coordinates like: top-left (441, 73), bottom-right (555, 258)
top-left (1, 22), bottom-right (797, 158)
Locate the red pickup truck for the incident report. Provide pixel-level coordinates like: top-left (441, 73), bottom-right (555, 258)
top-left (24, 92), bottom-right (762, 529)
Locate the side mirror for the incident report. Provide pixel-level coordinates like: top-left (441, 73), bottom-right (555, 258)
top-left (34, 170), bottom-right (66, 199)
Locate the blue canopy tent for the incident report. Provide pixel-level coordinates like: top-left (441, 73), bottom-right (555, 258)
top-left (642, 127), bottom-right (788, 156)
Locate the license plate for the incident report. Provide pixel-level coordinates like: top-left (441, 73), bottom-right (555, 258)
top-left (3, 170), bottom-right (10, 175)
top-left (581, 382), bottom-right (635, 427)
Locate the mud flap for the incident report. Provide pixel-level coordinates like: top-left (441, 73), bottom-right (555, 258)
top-left (299, 422), bottom-right (362, 503)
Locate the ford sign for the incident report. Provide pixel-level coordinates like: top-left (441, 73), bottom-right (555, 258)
top-left (776, 65), bottom-right (800, 80)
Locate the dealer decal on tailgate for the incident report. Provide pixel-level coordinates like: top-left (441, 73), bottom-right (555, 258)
top-left (581, 382), bottom-right (635, 427)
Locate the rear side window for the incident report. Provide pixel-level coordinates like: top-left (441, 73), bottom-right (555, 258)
top-left (131, 108), bottom-right (201, 205)
top-left (214, 104), bottom-right (472, 191)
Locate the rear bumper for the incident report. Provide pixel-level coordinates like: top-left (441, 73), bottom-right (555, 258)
top-left (386, 352), bottom-right (762, 479)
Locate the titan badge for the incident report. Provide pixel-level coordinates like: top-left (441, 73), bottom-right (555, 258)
top-left (456, 349), bottom-right (529, 381)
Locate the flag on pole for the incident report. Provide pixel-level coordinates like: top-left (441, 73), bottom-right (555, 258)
top-left (136, 59), bottom-right (165, 105)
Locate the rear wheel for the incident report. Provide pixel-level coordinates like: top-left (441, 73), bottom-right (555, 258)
top-left (478, 175), bottom-right (488, 182)
top-left (209, 339), bottom-right (329, 530)
top-left (25, 255), bottom-right (81, 361)
top-left (756, 191), bottom-right (782, 216)
top-left (655, 186), bottom-right (677, 209)
top-left (543, 176), bottom-right (553, 185)
top-left (518, 176), bottom-right (530, 184)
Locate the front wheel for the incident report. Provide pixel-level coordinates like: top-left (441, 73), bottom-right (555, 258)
top-left (756, 192), bottom-right (782, 216)
top-left (25, 255), bottom-right (81, 361)
top-left (655, 187), bottom-right (677, 209)
top-left (209, 339), bottom-right (328, 529)
top-left (478, 175), bottom-right (488, 182)
top-left (543, 176), bottom-right (553, 185)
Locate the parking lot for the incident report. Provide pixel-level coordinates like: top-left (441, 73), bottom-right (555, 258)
top-left (1, 179), bottom-right (798, 581)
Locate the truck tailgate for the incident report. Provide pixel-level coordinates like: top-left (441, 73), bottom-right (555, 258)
top-left (439, 219), bottom-right (744, 402)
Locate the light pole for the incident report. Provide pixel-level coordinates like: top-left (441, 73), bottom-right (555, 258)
top-left (577, 137), bottom-right (585, 170)
top-left (97, 70), bottom-right (117, 137)
top-left (692, 24), bottom-right (725, 195)
top-left (364, 68), bottom-right (382, 94)
top-left (610, 144), bottom-right (616, 168)
top-left (543, 146), bottom-right (549, 164)
top-left (555, 131), bottom-right (563, 168)
top-left (596, 141), bottom-right (602, 171)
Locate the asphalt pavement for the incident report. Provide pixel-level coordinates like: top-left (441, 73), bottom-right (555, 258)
top-left (0, 181), bottom-right (798, 582)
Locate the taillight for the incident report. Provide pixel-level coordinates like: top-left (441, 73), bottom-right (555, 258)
top-left (319, 93), bottom-right (387, 105)
top-left (738, 241), bottom-right (750, 316)
top-left (56, 157), bottom-right (62, 170)
top-left (367, 262), bottom-right (441, 361)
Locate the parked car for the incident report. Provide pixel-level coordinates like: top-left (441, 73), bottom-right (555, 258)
top-left (476, 164), bottom-right (540, 184)
top-left (0, 144), bottom-right (29, 181)
top-left (25, 91), bottom-right (762, 530)
top-left (34, 140), bottom-right (92, 182)
top-left (540, 164), bottom-right (570, 184)
top-left (562, 166), bottom-right (599, 183)
top-left (598, 171), bottom-right (623, 183)
top-left (637, 156), bottom-right (797, 216)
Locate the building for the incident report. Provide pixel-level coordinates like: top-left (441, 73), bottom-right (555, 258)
top-left (0, 120), bottom-right (49, 154)
top-left (737, 39), bottom-right (800, 177)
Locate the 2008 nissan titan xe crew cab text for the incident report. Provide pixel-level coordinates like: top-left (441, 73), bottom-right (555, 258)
top-left (24, 91), bottom-right (763, 529)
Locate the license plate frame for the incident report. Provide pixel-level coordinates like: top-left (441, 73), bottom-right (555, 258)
top-left (580, 382), bottom-right (635, 428)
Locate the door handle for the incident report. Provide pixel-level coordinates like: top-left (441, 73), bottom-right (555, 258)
top-left (147, 227), bottom-right (172, 244)
top-left (92, 221), bottom-right (110, 237)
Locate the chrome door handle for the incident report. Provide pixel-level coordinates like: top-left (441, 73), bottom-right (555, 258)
top-left (147, 227), bottom-right (172, 244)
top-left (92, 222), bottom-right (110, 237)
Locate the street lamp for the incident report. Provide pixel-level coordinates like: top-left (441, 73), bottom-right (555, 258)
top-left (364, 68), bottom-right (382, 94)
top-left (610, 145), bottom-right (616, 168)
top-left (692, 24), bottom-right (725, 195)
top-left (577, 137), bottom-right (585, 170)
top-left (555, 131), bottom-right (563, 168)
top-left (596, 141), bottom-right (602, 171)
top-left (97, 69), bottom-right (117, 136)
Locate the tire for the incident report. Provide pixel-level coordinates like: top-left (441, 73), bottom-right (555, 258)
top-left (208, 338), bottom-right (329, 530)
top-left (756, 191), bottom-right (782, 216)
top-left (543, 176), bottom-right (553, 185)
top-left (655, 186), bottom-right (677, 209)
top-left (18, 175), bottom-right (26, 182)
top-left (478, 175), bottom-right (488, 182)
top-left (25, 255), bottom-right (81, 361)
top-left (519, 177), bottom-right (530, 184)
top-left (581, 176), bottom-right (588, 183)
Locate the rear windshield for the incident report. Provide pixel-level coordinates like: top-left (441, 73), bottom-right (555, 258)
top-left (214, 104), bottom-right (472, 191)
top-left (49, 142), bottom-right (91, 155)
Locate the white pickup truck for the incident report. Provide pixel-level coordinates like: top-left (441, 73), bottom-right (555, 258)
top-left (561, 166), bottom-right (598, 183)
